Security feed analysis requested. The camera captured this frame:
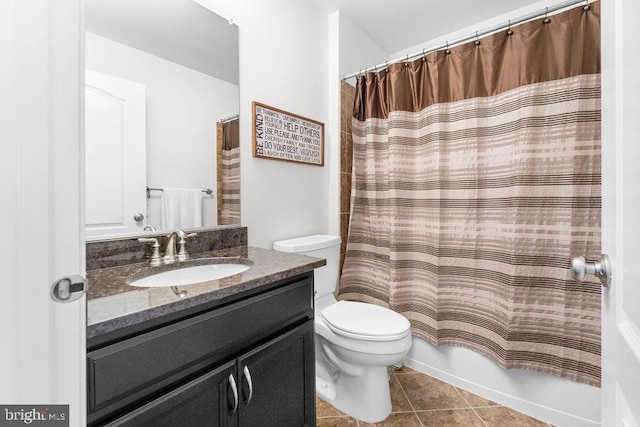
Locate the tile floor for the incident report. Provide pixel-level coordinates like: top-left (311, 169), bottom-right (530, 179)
top-left (316, 367), bottom-right (553, 427)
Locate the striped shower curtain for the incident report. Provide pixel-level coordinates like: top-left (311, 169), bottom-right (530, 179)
top-left (217, 118), bottom-right (241, 225)
top-left (340, 2), bottom-right (601, 386)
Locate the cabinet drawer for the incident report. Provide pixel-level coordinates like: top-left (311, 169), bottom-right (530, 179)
top-left (87, 275), bottom-right (312, 418)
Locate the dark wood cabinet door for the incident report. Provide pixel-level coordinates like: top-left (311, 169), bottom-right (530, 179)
top-left (237, 321), bottom-right (315, 427)
top-left (104, 360), bottom-right (238, 427)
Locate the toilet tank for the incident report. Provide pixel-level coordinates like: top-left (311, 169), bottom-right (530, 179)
top-left (273, 235), bottom-right (341, 298)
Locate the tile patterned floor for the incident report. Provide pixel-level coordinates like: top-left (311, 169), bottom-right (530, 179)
top-left (316, 367), bottom-right (553, 427)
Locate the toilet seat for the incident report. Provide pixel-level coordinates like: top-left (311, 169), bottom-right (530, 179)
top-left (320, 301), bottom-right (411, 342)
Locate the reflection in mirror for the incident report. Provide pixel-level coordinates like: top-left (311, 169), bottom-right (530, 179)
top-left (217, 116), bottom-right (240, 225)
top-left (84, 0), bottom-right (239, 240)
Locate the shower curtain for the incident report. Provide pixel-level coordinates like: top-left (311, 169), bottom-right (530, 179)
top-left (217, 118), bottom-right (240, 225)
top-left (340, 2), bottom-right (601, 386)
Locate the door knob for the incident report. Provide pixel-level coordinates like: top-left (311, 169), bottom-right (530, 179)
top-left (133, 212), bottom-right (145, 222)
top-left (571, 254), bottom-right (611, 288)
top-left (51, 275), bottom-right (86, 303)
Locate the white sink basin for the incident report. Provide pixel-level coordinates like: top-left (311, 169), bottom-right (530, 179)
top-left (127, 258), bottom-right (252, 288)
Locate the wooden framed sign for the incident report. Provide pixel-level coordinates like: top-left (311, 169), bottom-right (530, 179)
top-left (252, 101), bottom-right (324, 166)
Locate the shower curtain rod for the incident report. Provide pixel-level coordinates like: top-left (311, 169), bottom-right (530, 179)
top-left (342, 0), bottom-right (590, 80)
top-left (220, 114), bottom-right (239, 123)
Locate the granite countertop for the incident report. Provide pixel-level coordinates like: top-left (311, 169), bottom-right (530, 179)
top-left (87, 246), bottom-right (325, 339)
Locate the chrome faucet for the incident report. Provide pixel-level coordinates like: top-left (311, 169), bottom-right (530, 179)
top-left (163, 230), bottom-right (198, 264)
top-left (139, 230), bottom-right (198, 266)
top-left (163, 232), bottom-right (179, 264)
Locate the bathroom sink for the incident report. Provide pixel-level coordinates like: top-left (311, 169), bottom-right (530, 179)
top-left (127, 258), bottom-right (253, 288)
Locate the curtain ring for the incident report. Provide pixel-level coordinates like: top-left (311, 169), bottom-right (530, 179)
top-left (583, 0), bottom-right (591, 11)
top-left (507, 19), bottom-right (514, 36)
top-left (385, 61), bottom-right (389, 73)
top-left (474, 30), bottom-right (481, 46)
top-left (445, 41), bottom-right (451, 55)
top-left (543, 7), bottom-right (551, 24)
top-left (404, 54), bottom-right (409, 67)
top-left (422, 48), bottom-right (426, 62)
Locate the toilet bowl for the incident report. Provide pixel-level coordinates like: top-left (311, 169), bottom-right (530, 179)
top-left (273, 235), bottom-right (412, 423)
top-left (314, 298), bottom-right (412, 422)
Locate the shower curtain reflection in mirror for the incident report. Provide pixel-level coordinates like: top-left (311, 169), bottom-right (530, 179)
top-left (217, 118), bottom-right (240, 225)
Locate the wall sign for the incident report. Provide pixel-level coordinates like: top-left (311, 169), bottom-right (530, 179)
top-left (252, 101), bottom-right (324, 166)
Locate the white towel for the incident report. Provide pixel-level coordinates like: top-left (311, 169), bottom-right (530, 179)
top-left (160, 188), bottom-right (202, 230)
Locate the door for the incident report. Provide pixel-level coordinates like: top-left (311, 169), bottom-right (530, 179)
top-left (601, 0), bottom-right (640, 425)
top-left (85, 70), bottom-right (147, 239)
top-left (0, 0), bottom-right (85, 426)
top-left (238, 322), bottom-right (315, 427)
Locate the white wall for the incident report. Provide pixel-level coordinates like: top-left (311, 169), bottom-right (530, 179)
top-left (326, 11), bottom-right (390, 237)
top-left (387, 2), bottom-right (601, 425)
top-left (196, 0), bottom-right (332, 248)
top-left (327, 11), bottom-right (341, 237)
top-left (192, 1), bottom-right (389, 247)
top-left (324, 12), bottom-right (389, 237)
top-left (240, 0), bottom-right (332, 248)
top-left (85, 32), bottom-right (239, 229)
top-left (338, 13), bottom-right (388, 80)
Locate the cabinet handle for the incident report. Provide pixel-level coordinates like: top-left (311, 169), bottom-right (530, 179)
top-left (242, 365), bottom-right (253, 406)
top-left (228, 373), bottom-right (239, 414)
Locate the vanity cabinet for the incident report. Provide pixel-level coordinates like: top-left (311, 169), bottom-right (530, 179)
top-left (87, 273), bottom-right (316, 426)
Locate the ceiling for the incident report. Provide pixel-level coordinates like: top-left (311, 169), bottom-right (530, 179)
top-left (85, 0), bottom-right (239, 85)
top-left (310, 0), bottom-right (540, 54)
top-left (84, 0), bottom-right (542, 85)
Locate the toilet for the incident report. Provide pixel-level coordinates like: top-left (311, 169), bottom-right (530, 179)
top-left (273, 235), bottom-right (412, 423)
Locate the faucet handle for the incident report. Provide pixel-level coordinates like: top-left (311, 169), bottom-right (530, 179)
top-left (138, 237), bottom-right (162, 266)
top-left (177, 232), bottom-right (197, 261)
top-left (176, 230), bottom-right (197, 238)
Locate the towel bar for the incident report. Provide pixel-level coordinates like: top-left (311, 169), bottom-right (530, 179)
top-left (146, 186), bottom-right (213, 199)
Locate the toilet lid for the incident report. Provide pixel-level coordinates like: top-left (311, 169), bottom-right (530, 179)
top-left (320, 301), bottom-right (411, 341)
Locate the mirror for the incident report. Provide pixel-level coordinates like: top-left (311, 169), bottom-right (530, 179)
top-left (84, 0), bottom-right (240, 240)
